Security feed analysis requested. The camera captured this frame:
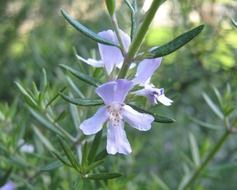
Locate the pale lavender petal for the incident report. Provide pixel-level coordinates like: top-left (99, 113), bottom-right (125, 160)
top-left (122, 105), bottom-right (154, 131)
top-left (157, 94), bottom-right (173, 106)
top-left (119, 29), bottom-right (131, 52)
top-left (132, 85), bottom-right (173, 106)
top-left (96, 79), bottom-right (133, 105)
top-left (98, 30), bottom-right (123, 74)
top-left (76, 54), bottom-right (103, 68)
top-left (106, 122), bottom-right (132, 155)
top-left (0, 181), bottom-right (16, 190)
top-left (132, 88), bottom-right (157, 104)
top-left (133, 57), bottom-right (162, 85)
top-left (80, 106), bottom-right (108, 135)
top-left (87, 59), bottom-right (104, 67)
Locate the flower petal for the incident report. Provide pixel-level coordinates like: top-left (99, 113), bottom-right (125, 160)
top-left (157, 94), bottom-right (173, 106)
top-left (96, 79), bottom-right (133, 105)
top-left (98, 30), bottom-right (123, 74)
top-left (122, 105), bottom-right (154, 131)
top-left (80, 106), bottom-right (108, 135)
top-left (118, 29), bottom-right (131, 52)
top-left (0, 181), bottom-right (16, 190)
top-left (133, 57), bottom-right (162, 85)
top-left (132, 88), bottom-right (157, 104)
top-left (106, 121), bottom-right (132, 155)
top-left (76, 54), bottom-right (103, 67)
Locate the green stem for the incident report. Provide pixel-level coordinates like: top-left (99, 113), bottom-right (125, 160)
top-left (118, 0), bottom-right (164, 79)
top-left (111, 14), bottom-right (126, 56)
top-left (182, 129), bottom-right (231, 190)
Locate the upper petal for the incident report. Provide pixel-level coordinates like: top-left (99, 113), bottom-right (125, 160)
top-left (76, 54), bottom-right (104, 67)
top-left (80, 106), bottom-right (108, 135)
top-left (118, 29), bottom-right (131, 52)
top-left (122, 105), bottom-right (154, 131)
top-left (106, 121), bottom-right (132, 155)
top-left (98, 30), bottom-right (124, 74)
top-left (133, 57), bottom-right (162, 85)
top-left (96, 79), bottom-right (133, 105)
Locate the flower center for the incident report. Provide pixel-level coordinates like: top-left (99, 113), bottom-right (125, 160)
top-left (106, 103), bottom-right (123, 127)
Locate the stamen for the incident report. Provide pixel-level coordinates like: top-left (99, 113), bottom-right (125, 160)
top-left (106, 102), bottom-right (123, 127)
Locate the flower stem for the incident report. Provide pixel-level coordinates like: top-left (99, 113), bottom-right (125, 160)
top-left (111, 14), bottom-right (127, 56)
top-left (118, 0), bottom-right (164, 79)
top-left (182, 129), bottom-right (232, 190)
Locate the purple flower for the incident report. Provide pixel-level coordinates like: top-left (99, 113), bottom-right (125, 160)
top-left (133, 57), bottom-right (162, 85)
top-left (0, 181), bottom-right (16, 190)
top-left (80, 79), bottom-right (154, 155)
top-left (76, 29), bottom-right (131, 74)
top-left (132, 57), bottom-right (173, 106)
top-left (132, 84), bottom-right (173, 106)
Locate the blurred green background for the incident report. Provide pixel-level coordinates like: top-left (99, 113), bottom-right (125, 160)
top-left (0, 0), bottom-right (237, 189)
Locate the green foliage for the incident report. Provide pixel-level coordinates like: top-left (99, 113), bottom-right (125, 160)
top-left (1, 0), bottom-right (237, 189)
top-left (61, 9), bottom-right (118, 47)
top-left (145, 25), bottom-right (204, 58)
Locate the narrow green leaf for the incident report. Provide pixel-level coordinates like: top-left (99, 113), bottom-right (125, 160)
top-left (15, 82), bottom-right (37, 107)
top-left (42, 68), bottom-right (48, 91)
top-left (231, 19), bottom-right (237, 28)
top-left (52, 152), bottom-right (71, 167)
top-left (151, 173), bottom-right (170, 190)
top-left (212, 86), bottom-right (222, 107)
top-left (29, 108), bottom-right (63, 137)
top-left (81, 142), bottom-right (89, 166)
top-left (189, 133), bottom-right (200, 167)
top-left (84, 159), bottom-right (104, 173)
top-left (177, 173), bottom-right (191, 190)
top-left (60, 93), bottom-right (103, 106)
top-left (88, 130), bottom-right (103, 164)
top-left (147, 25), bottom-right (204, 58)
top-left (57, 137), bottom-right (80, 172)
top-left (202, 92), bottom-right (224, 119)
top-left (189, 117), bottom-right (223, 130)
top-left (124, 0), bottom-right (136, 40)
top-left (59, 64), bottom-right (100, 87)
top-left (128, 104), bottom-right (175, 123)
top-left (46, 87), bottom-right (67, 108)
top-left (69, 99), bottom-right (81, 129)
top-left (85, 172), bottom-right (122, 180)
top-left (61, 9), bottom-right (117, 47)
top-left (33, 126), bottom-right (56, 152)
top-left (95, 149), bottom-right (108, 161)
top-left (54, 110), bottom-right (67, 123)
top-left (40, 160), bottom-right (63, 172)
top-left (66, 76), bottom-right (85, 98)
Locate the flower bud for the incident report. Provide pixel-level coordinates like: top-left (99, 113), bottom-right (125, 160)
top-left (105, 0), bottom-right (116, 16)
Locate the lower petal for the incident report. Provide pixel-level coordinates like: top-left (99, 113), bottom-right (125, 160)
top-left (80, 106), bottom-right (108, 135)
top-left (106, 122), bottom-right (132, 155)
top-left (76, 54), bottom-right (103, 67)
top-left (157, 95), bottom-right (173, 106)
top-left (122, 105), bottom-right (154, 131)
